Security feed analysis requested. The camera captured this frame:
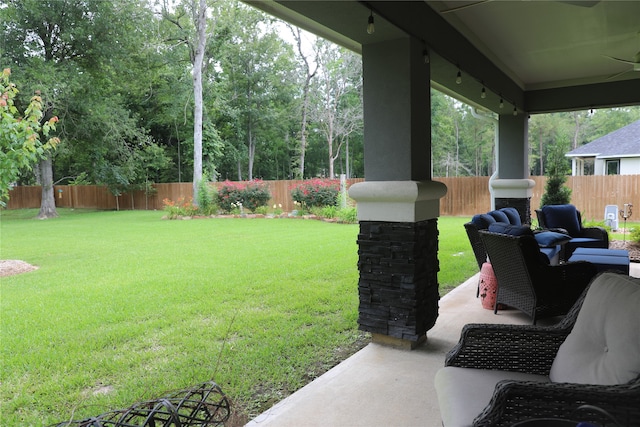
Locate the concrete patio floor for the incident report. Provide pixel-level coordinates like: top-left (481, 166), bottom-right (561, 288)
top-left (246, 263), bottom-right (640, 427)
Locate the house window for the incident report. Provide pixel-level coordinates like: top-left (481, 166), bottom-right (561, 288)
top-left (606, 159), bottom-right (620, 175)
top-left (584, 159), bottom-right (594, 175)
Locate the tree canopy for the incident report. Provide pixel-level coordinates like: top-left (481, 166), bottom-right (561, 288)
top-left (2, 0), bottom-right (640, 200)
top-left (0, 68), bottom-right (59, 204)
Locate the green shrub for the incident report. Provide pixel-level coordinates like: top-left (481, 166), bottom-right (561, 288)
top-left (541, 175), bottom-right (572, 206)
top-left (216, 180), bottom-right (271, 213)
top-left (308, 206), bottom-right (324, 217)
top-left (321, 205), bottom-right (339, 219)
top-left (290, 179), bottom-right (340, 208)
top-left (630, 227), bottom-right (640, 243)
top-left (337, 206), bottom-right (358, 224)
top-left (195, 178), bottom-right (217, 215)
top-left (540, 137), bottom-right (572, 206)
top-left (254, 206), bottom-right (269, 215)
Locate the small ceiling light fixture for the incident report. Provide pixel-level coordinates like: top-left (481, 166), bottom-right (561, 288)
top-left (481, 86), bottom-right (486, 99)
top-left (423, 48), bottom-right (430, 64)
top-left (513, 106), bottom-right (518, 116)
top-left (499, 97), bottom-right (504, 109)
top-left (367, 10), bottom-right (375, 34)
top-left (456, 69), bottom-right (462, 84)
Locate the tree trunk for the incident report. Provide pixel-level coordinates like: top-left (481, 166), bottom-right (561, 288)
top-left (572, 111), bottom-right (580, 150)
top-left (299, 80), bottom-right (310, 179)
top-left (288, 25), bottom-right (317, 179)
top-left (328, 132), bottom-right (334, 179)
top-left (538, 131), bottom-right (544, 175)
top-left (191, 0), bottom-right (207, 205)
top-left (37, 155), bottom-right (58, 219)
top-left (248, 127), bottom-right (255, 181)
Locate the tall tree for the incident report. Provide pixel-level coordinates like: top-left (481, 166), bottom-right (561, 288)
top-left (161, 0), bottom-right (213, 203)
top-left (288, 25), bottom-right (319, 179)
top-left (1, 0), bottom-right (159, 216)
top-left (311, 42), bottom-right (362, 179)
top-left (0, 69), bottom-right (59, 206)
top-left (431, 91), bottom-right (462, 177)
top-left (216, 2), bottom-right (297, 180)
top-left (192, 0), bottom-right (207, 199)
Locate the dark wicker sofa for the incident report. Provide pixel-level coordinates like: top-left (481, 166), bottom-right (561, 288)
top-left (435, 272), bottom-right (640, 427)
top-left (465, 208), bottom-right (564, 273)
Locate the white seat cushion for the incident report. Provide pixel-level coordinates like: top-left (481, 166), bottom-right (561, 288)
top-left (550, 272), bottom-right (640, 385)
top-left (434, 367), bottom-right (549, 427)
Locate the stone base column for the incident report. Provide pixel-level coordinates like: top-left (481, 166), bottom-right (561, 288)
top-left (349, 181), bottom-right (447, 349)
top-left (490, 179), bottom-right (535, 224)
top-left (357, 220), bottom-right (439, 348)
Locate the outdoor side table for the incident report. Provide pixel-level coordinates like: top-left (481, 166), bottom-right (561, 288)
top-left (568, 247), bottom-right (630, 275)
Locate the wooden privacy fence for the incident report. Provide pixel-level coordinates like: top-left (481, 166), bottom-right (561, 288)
top-left (6, 180), bottom-right (365, 213)
top-left (436, 175), bottom-right (639, 220)
top-left (6, 175), bottom-right (640, 221)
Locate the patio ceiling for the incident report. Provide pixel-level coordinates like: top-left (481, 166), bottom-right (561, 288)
top-left (247, 0), bottom-right (640, 114)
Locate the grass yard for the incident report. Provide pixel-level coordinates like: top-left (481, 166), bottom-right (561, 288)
top-left (0, 209), bottom-right (475, 426)
top-left (610, 223), bottom-right (640, 241)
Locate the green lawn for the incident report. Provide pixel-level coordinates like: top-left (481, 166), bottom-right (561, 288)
top-left (0, 209), bottom-right (475, 426)
top-left (610, 223), bottom-right (640, 241)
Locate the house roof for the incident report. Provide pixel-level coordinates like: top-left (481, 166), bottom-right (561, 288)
top-left (566, 120), bottom-right (640, 159)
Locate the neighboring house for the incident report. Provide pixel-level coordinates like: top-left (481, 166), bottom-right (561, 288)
top-left (566, 120), bottom-right (640, 176)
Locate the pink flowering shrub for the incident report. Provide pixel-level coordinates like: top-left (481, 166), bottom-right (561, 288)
top-left (290, 179), bottom-right (339, 208)
top-left (216, 180), bottom-right (271, 213)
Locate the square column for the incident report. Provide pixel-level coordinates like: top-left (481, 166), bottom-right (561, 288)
top-left (493, 114), bottom-right (534, 221)
top-left (356, 37), bottom-right (446, 349)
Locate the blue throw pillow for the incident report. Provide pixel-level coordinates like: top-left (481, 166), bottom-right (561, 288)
top-left (488, 210), bottom-right (510, 223)
top-left (488, 223), bottom-right (534, 237)
top-left (471, 214), bottom-right (496, 230)
top-left (541, 204), bottom-right (581, 236)
top-left (499, 207), bottom-right (521, 226)
top-left (535, 231), bottom-right (572, 248)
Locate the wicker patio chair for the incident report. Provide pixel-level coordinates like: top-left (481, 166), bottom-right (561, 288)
top-left (535, 204), bottom-right (609, 260)
top-left (435, 272), bottom-right (640, 427)
top-left (464, 208), bottom-right (523, 271)
top-left (478, 230), bottom-right (597, 324)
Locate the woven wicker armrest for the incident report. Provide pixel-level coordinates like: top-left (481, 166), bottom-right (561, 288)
top-left (544, 227), bottom-right (569, 234)
top-left (580, 225), bottom-right (609, 243)
top-left (445, 323), bottom-right (570, 375)
top-left (473, 377), bottom-right (640, 427)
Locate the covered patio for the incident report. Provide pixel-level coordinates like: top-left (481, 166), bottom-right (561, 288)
top-left (242, 1), bottom-right (640, 424)
top-left (244, 0), bottom-right (640, 348)
top-left (247, 263), bottom-right (640, 426)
